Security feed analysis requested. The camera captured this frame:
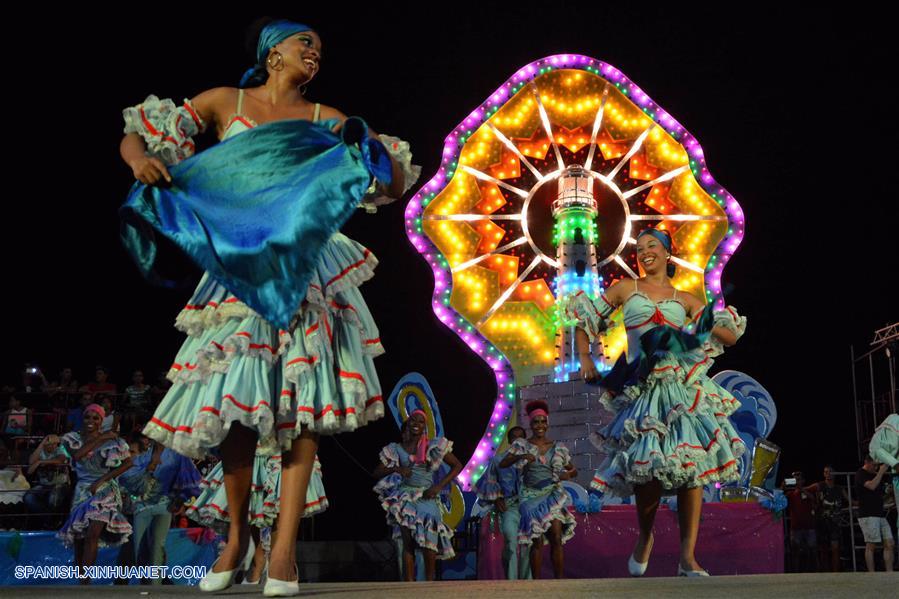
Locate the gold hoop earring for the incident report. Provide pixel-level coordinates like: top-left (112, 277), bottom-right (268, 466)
top-left (267, 51), bottom-right (284, 71)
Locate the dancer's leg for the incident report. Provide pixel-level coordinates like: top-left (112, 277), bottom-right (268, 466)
top-left (547, 520), bottom-right (564, 578)
top-left (422, 548), bottom-right (437, 581)
top-left (80, 520), bottom-right (105, 584)
top-left (633, 480), bottom-right (662, 563)
top-left (268, 430), bottom-right (319, 582)
top-left (529, 536), bottom-right (544, 578)
top-left (213, 423), bottom-right (256, 573)
top-left (400, 528), bottom-right (416, 581)
top-left (676, 485), bottom-right (704, 571)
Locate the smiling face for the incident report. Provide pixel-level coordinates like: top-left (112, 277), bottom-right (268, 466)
top-left (270, 30), bottom-right (322, 84)
top-left (407, 412), bottom-right (427, 437)
top-left (636, 233), bottom-right (669, 276)
top-left (824, 466), bottom-right (833, 482)
top-left (83, 410), bottom-right (102, 435)
top-left (530, 415), bottom-right (548, 438)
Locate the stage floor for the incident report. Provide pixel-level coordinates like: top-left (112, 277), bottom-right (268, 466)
top-left (4, 573), bottom-right (898, 598)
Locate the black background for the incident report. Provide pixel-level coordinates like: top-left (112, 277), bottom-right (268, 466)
top-left (5, 5), bottom-right (891, 540)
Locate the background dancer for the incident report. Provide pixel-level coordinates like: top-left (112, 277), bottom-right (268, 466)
top-left (500, 400), bottom-right (577, 579)
top-left (58, 404), bottom-right (132, 584)
top-left (374, 410), bottom-right (461, 581)
top-left (476, 425), bottom-right (531, 579)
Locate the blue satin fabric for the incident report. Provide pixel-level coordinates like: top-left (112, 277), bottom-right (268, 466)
top-left (120, 116), bottom-right (392, 329)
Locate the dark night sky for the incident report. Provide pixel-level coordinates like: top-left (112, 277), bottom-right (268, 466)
top-left (6, 6), bottom-right (891, 540)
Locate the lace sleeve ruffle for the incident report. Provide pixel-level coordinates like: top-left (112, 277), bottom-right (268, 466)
top-left (360, 135), bottom-right (422, 213)
top-left (99, 438), bottom-right (131, 468)
top-left (123, 95), bottom-right (207, 165)
top-left (474, 458), bottom-right (503, 501)
top-left (560, 291), bottom-right (614, 343)
top-left (427, 437), bottom-right (453, 471)
top-left (706, 305), bottom-right (747, 357)
top-left (379, 443), bottom-right (400, 469)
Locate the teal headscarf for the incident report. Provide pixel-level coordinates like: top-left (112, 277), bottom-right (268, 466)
top-left (240, 19), bottom-right (313, 88)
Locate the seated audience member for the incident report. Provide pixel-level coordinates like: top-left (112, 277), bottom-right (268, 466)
top-left (24, 434), bottom-right (71, 526)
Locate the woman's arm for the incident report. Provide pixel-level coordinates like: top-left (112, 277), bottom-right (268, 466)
top-left (683, 293), bottom-right (739, 347)
top-left (499, 452), bottom-right (534, 468)
top-left (120, 87), bottom-right (227, 185)
top-left (70, 432), bottom-right (117, 462)
top-left (89, 457), bottom-right (134, 495)
top-left (423, 452), bottom-right (463, 498)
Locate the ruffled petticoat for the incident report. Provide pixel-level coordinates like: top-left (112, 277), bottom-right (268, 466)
top-left (58, 481), bottom-right (132, 547)
top-left (374, 478), bottom-right (456, 560)
top-left (143, 233), bottom-right (384, 458)
top-left (186, 454), bottom-right (327, 528)
top-left (517, 484), bottom-right (576, 546)
top-left (591, 347), bottom-right (745, 496)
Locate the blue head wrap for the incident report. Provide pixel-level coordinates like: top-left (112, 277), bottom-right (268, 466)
top-left (637, 229), bottom-right (676, 276)
top-left (239, 20), bottom-right (313, 88)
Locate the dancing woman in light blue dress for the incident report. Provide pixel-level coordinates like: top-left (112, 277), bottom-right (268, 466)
top-left (565, 228), bottom-right (745, 577)
top-left (500, 401), bottom-right (577, 579)
top-left (118, 18), bottom-right (418, 594)
top-left (373, 410), bottom-right (462, 581)
top-left (58, 404), bottom-right (133, 581)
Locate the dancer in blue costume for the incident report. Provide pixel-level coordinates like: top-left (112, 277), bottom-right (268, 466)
top-left (373, 410), bottom-right (462, 581)
top-left (118, 18), bottom-right (419, 596)
top-left (499, 400), bottom-right (577, 579)
top-left (58, 404), bottom-right (133, 583)
top-left (565, 228), bottom-right (745, 577)
top-left (476, 425), bottom-right (532, 579)
top-left (118, 436), bottom-right (202, 582)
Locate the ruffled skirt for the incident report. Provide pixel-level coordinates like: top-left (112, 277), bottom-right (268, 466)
top-left (58, 481), bottom-right (132, 547)
top-left (591, 350), bottom-right (745, 496)
top-left (375, 476), bottom-right (455, 560)
top-left (517, 484), bottom-right (576, 545)
top-left (186, 455), bottom-right (327, 528)
top-left (143, 233), bottom-right (385, 458)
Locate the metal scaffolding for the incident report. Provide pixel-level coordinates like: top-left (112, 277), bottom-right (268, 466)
top-left (851, 322), bottom-right (898, 459)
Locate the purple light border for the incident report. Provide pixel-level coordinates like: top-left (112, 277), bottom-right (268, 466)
top-left (404, 54), bottom-right (745, 489)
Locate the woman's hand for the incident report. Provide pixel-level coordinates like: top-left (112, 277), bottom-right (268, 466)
top-left (89, 480), bottom-right (103, 495)
top-left (578, 352), bottom-right (600, 384)
top-left (422, 485), bottom-right (441, 499)
top-left (396, 465), bottom-right (412, 478)
top-left (496, 498), bottom-right (508, 513)
top-left (129, 156), bottom-right (172, 185)
top-left (523, 453), bottom-right (537, 463)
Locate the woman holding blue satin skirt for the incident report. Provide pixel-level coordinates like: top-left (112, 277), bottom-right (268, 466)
top-left (119, 18), bottom-right (419, 595)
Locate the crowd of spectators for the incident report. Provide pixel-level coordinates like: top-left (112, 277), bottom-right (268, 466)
top-left (784, 460), bottom-right (896, 573)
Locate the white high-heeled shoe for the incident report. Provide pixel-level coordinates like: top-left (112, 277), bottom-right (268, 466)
top-left (263, 564), bottom-right (299, 597)
top-left (198, 557), bottom-right (240, 593)
top-left (627, 534), bottom-right (654, 577)
top-left (677, 563), bottom-right (710, 577)
top-left (198, 537), bottom-right (254, 592)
